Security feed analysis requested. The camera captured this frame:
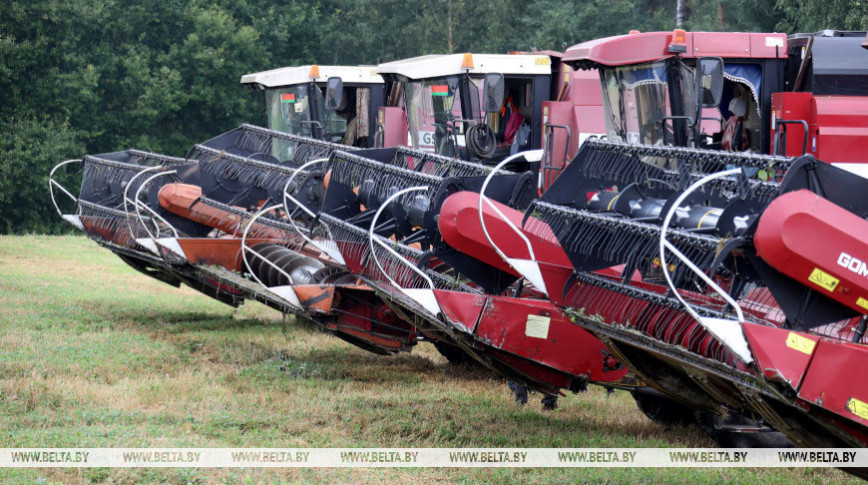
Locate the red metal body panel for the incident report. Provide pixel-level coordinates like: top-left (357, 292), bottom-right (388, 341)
top-left (475, 295), bottom-right (627, 384)
top-left (439, 192), bottom-right (571, 268)
top-left (378, 106), bottom-right (409, 149)
top-left (798, 339), bottom-right (868, 428)
top-left (439, 192), bottom-right (635, 301)
top-left (755, 189), bottom-right (868, 315)
top-left (742, 322), bottom-right (817, 389)
top-left (433, 289), bottom-right (486, 333)
top-left (563, 32), bottom-right (787, 66)
top-left (158, 183), bottom-right (288, 238)
top-left (813, 96), bottom-right (868, 163)
top-left (439, 191), bottom-right (576, 294)
top-left (770, 92), bottom-right (813, 157)
top-left (80, 220), bottom-right (135, 248)
top-left (432, 289), bottom-right (627, 388)
top-left (329, 289), bottom-right (416, 351)
top-left (771, 93), bottom-right (868, 163)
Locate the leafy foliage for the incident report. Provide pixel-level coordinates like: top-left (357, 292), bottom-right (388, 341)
top-left (776, 0), bottom-right (868, 32)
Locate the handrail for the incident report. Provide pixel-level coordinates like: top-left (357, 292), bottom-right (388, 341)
top-left (773, 118), bottom-right (809, 156)
top-left (541, 123), bottom-right (571, 191)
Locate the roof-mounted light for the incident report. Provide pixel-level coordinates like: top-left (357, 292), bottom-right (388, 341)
top-left (668, 29), bottom-right (687, 54)
top-left (309, 64), bottom-right (320, 79)
top-left (629, 30), bottom-right (641, 35)
top-left (461, 53), bottom-right (474, 70)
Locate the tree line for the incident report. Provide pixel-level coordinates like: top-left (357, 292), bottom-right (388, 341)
top-left (0, 0), bottom-right (862, 233)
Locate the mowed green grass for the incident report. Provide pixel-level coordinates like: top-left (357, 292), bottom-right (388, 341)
top-left (0, 235), bottom-right (856, 484)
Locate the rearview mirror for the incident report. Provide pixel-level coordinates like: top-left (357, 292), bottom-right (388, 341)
top-left (695, 57), bottom-right (724, 108)
top-left (325, 77), bottom-right (344, 111)
top-left (482, 73), bottom-right (505, 113)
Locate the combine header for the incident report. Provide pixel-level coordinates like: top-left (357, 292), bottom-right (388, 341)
top-left (51, 124), bottom-right (420, 354)
top-left (527, 139), bottom-right (868, 450)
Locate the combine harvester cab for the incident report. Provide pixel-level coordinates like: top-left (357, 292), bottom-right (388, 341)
top-left (376, 51), bottom-right (605, 190)
top-left (312, 143), bottom-right (632, 396)
top-left (462, 29), bottom-right (868, 454)
top-left (241, 64), bottom-right (385, 148)
top-left (378, 53), bottom-right (558, 169)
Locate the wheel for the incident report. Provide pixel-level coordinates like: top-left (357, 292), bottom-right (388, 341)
top-left (695, 412), bottom-right (795, 448)
top-left (631, 389), bottom-right (696, 426)
top-left (433, 341), bottom-right (472, 365)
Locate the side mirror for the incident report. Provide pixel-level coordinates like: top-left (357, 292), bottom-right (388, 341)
top-left (325, 77), bottom-right (344, 111)
top-left (695, 57), bottom-right (724, 108)
top-left (482, 73), bottom-right (505, 113)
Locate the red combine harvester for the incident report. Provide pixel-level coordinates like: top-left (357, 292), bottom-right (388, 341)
top-left (432, 30), bottom-right (868, 457)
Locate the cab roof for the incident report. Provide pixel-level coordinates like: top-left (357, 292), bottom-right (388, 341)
top-left (376, 53), bottom-right (552, 79)
top-left (240, 65), bottom-right (383, 88)
top-left (563, 31), bottom-right (788, 68)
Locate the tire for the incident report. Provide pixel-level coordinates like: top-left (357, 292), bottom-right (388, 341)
top-left (694, 412), bottom-right (795, 448)
top-left (433, 342), bottom-right (472, 365)
top-left (631, 389), bottom-right (696, 426)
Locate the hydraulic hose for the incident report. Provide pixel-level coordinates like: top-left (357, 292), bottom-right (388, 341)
top-left (466, 122), bottom-right (496, 159)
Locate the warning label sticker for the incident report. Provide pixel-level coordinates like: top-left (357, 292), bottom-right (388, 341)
top-left (785, 332), bottom-right (816, 355)
top-left (525, 314), bottom-right (551, 339)
top-left (848, 397), bottom-right (868, 420)
top-left (808, 268), bottom-right (839, 293)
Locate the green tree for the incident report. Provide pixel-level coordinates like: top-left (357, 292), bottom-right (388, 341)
top-left (776, 0), bottom-right (868, 32)
top-left (0, 116), bottom-right (83, 233)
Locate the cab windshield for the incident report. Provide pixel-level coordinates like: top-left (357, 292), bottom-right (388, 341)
top-left (600, 60), bottom-right (696, 146)
top-left (264, 84), bottom-right (348, 142)
top-left (402, 75), bottom-right (483, 157)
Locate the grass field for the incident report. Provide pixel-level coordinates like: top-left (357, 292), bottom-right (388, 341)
top-left (0, 235), bottom-right (857, 484)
